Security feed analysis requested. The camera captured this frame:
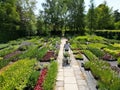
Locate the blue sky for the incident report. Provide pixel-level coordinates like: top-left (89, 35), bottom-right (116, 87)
top-left (35, 0), bottom-right (120, 15)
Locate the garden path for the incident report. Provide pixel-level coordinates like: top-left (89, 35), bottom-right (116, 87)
top-left (55, 38), bottom-right (90, 90)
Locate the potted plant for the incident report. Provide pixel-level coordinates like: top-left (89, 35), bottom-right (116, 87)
top-left (117, 58), bottom-right (120, 67)
top-left (84, 61), bottom-right (90, 71)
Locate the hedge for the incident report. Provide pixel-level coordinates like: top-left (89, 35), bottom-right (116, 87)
top-left (95, 30), bottom-right (120, 40)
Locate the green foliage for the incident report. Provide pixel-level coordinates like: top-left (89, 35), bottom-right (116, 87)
top-left (43, 61), bottom-right (58, 90)
top-left (36, 47), bottom-right (48, 61)
top-left (63, 52), bottom-right (70, 57)
top-left (114, 21), bottom-right (120, 29)
top-left (0, 58), bottom-right (36, 90)
top-left (41, 0), bottom-right (85, 35)
top-left (84, 61), bottom-right (90, 70)
top-left (94, 3), bottom-right (114, 30)
top-left (85, 60), bottom-right (120, 90)
top-left (95, 30), bottom-right (120, 40)
top-left (27, 71), bottom-right (40, 89)
top-left (18, 46), bottom-right (38, 59)
top-left (88, 43), bottom-right (107, 49)
top-left (0, 45), bottom-right (18, 57)
top-left (75, 35), bottom-right (105, 43)
top-left (86, 0), bottom-right (96, 33)
top-left (0, 59), bottom-right (10, 69)
top-left (117, 58), bottom-right (120, 65)
top-left (83, 50), bottom-right (98, 60)
top-left (103, 48), bottom-right (120, 58)
top-left (0, 44), bottom-right (9, 50)
top-left (88, 46), bottom-right (104, 58)
top-left (75, 54), bottom-right (83, 60)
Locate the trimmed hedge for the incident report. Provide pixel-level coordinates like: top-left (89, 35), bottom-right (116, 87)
top-left (95, 30), bottom-right (120, 40)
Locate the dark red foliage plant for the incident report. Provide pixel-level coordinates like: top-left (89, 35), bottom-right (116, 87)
top-left (34, 68), bottom-right (48, 90)
top-left (41, 51), bottom-right (55, 61)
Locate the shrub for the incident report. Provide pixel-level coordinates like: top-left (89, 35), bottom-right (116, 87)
top-left (0, 44), bottom-right (9, 50)
top-left (18, 46), bottom-right (38, 59)
top-left (95, 30), bottom-right (120, 40)
top-left (86, 60), bottom-right (120, 90)
top-left (37, 47), bottom-right (48, 61)
top-left (26, 71), bottom-right (40, 89)
top-left (88, 46), bottom-right (105, 58)
top-left (75, 54), bottom-right (83, 60)
top-left (0, 59), bottom-right (10, 69)
top-left (63, 52), bottom-right (70, 57)
top-left (83, 50), bottom-right (98, 60)
top-left (0, 46), bottom-right (18, 57)
top-left (117, 58), bottom-right (120, 66)
top-left (84, 61), bottom-right (90, 70)
top-left (43, 61), bottom-right (58, 90)
top-left (0, 58), bottom-right (37, 90)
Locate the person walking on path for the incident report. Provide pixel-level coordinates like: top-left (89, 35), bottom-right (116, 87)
top-left (63, 40), bottom-right (71, 66)
top-left (64, 40), bottom-right (70, 52)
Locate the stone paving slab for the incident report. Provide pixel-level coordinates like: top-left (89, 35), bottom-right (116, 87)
top-left (64, 77), bottom-right (76, 84)
top-left (77, 80), bottom-right (88, 86)
top-left (64, 84), bottom-right (78, 90)
top-left (64, 71), bottom-right (74, 77)
top-left (56, 81), bottom-right (64, 87)
top-left (57, 87), bottom-right (64, 90)
top-left (78, 85), bottom-right (89, 90)
top-left (58, 71), bottom-right (63, 76)
top-left (57, 76), bottom-right (64, 81)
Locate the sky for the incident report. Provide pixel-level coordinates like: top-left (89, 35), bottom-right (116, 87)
top-left (35, 0), bottom-right (120, 15)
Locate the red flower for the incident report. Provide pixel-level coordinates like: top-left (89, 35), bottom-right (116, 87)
top-left (34, 68), bottom-right (48, 90)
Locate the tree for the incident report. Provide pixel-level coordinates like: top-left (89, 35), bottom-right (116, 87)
top-left (0, 0), bottom-right (20, 42)
top-left (114, 10), bottom-right (120, 22)
top-left (94, 2), bottom-right (114, 29)
top-left (67, 0), bottom-right (85, 34)
top-left (86, 0), bottom-right (96, 33)
top-left (40, 0), bottom-right (85, 35)
top-left (0, 0), bottom-right (20, 31)
top-left (16, 0), bottom-right (37, 36)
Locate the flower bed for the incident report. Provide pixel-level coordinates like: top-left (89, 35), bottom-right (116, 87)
top-left (84, 60), bottom-right (120, 90)
top-left (43, 61), bottom-right (58, 90)
top-left (83, 50), bottom-right (98, 60)
top-left (41, 51), bottom-right (55, 62)
top-left (34, 68), bottom-right (48, 90)
top-left (3, 50), bottom-right (21, 60)
top-left (87, 46), bottom-right (104, 58)
top-left (75, 54), bottom-right (83, 60)
top-left (102, 53), bottom-right (116, 61)
top-left (0, 46), bottom-right (18, 57)
top-left (0, 58), bottom-right (36, 90)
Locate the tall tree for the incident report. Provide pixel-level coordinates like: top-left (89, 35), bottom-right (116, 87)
top-left (95, 2), bottom-right (114, 29)
top-left (16, 0), bottom-right (37, 36)
top-left (114, 10), bottom-right (120, 22)
top-left (0, 0), bottom-right (20, 31)
top-left (86, 0), bottom-right (96, 33)
top-left (0, 0), bottom-right (20, 42)
top-left (40, 0), bottom-right (85, 35)
top-left (114, 10), bottom-right (120, 29)
top-left (67, 0), bottom-right (85, 34)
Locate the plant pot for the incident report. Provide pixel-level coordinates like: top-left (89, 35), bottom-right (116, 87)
top-left (118, 64), bottom-right (120, 68)
top-left (81, 63), bottom-right (84, 67)
top-left (84, 67), bottom-right (90, 71)
top-left (96, 84), bottom-right (99, 89)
